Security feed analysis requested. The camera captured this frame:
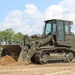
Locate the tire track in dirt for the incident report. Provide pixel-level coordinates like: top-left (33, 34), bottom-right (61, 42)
top-left (45, 70), bottom-right (75, 75)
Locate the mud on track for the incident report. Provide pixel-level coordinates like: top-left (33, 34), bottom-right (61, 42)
top-left (0, 63), bottom-right (75, 75)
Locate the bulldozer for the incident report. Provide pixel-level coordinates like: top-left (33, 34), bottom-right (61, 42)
top-left (0, 19), bottom-right (75, 64)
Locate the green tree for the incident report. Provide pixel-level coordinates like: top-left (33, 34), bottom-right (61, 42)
top-left (0, 28), bottom-right (24, 45)
top-left (3, 28), bottom-right (14, 44)
top-left (0, 31), bottom-right (4, 44)
top-left (13, 32), bottom-right (24, 45)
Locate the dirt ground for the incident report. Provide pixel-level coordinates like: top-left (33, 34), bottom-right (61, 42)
top-left (0, 55), bottom-right (75, 75)
top-left (0, 63), bottom-right (75, 75)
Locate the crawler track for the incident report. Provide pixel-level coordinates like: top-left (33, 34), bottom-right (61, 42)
top-left (33, 47), bottom-right (75, 64)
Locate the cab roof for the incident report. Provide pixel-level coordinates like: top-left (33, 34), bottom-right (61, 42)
top-left (44, 19), bottom-right (73, 25)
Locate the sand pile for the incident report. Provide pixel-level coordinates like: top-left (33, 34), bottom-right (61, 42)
top-left (0, 55), bottom-right (16, 66)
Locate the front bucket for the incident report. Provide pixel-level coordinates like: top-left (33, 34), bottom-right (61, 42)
top-left (1, 45), bottom-right (22, 61)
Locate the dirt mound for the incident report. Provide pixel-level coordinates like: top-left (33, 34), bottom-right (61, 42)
top-left (0, 55), bottom-right (16, 66)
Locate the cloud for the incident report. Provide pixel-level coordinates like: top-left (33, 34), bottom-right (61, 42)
top-left (0, 4), bottom-right (44, 35)
top-left (0, 0), bottom-right (75, 35)
top-left (0, 10), bottom-right (22, 30)
top-left (45, 0), bottom-right (75, 20)
top-left (45, 5), bottom-right (66, 19)
top-left (59, 0), bottom-right (75, 12)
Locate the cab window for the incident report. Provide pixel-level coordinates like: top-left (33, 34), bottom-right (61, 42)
top-left (65, 22), bottom-right (70, 34)
top-left (53, 24), bottom-right (56, 33)
top-left (45, 22), bottom-right (56, 35)
top-left (45, 23), bottom-right (51, 35)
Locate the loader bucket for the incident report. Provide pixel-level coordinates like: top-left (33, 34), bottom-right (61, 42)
top-left (1, 45), bottom-right (22, 61)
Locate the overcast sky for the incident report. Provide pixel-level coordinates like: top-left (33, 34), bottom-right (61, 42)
top-left (0, 0), bottom-right (75, 35)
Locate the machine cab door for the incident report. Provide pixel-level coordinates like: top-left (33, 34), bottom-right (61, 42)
top-left (44, 21), bottom-right (56, 35)
top-left (57, 21), bottom-right (64, 41)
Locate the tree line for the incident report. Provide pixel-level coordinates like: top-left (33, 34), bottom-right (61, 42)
top-left (0, 28), bottom-right (24, 45)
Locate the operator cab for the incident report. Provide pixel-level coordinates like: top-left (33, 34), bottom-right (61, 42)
top-left (44, 19), bottom-right (73, 41)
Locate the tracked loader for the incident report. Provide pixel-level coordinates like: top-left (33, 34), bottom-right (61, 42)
top-left (1, 19), bottom-right (75, 64)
